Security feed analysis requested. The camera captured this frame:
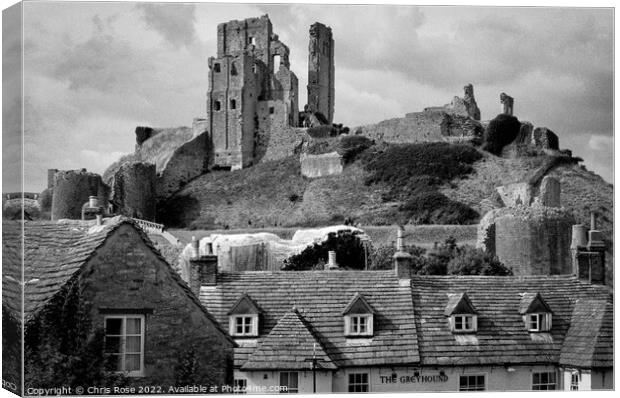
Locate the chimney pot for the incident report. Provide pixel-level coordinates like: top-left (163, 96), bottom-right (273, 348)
top-left (96, 214), bottom-right (103, 226)
top-left (191, 236), bottom-right (199, 259)
top-left (590, 211), bottom-right (597, 231)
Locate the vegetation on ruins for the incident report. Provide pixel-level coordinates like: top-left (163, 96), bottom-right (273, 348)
top-left (283, 230), bottom-right (367, 271)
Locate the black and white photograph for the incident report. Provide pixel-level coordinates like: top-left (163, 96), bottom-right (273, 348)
top-left (1, 0), bottom-right (615, 395)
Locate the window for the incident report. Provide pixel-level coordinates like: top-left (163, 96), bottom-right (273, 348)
top-left (104, 315), bottom-right (145, 377)
top-left (234, 316), bottom-right (254, 335)
top-left (269, 107), bottom-right (275, 114)
top-left (252, 63), bottom-right (258, 74)
top-left (214, 63), bottom-right (221, 73)
top-left (233, 379), bottom-right (247, 394)
top-left (570, 372), bottom-right (579, 391)
top-left (230, 99), bottom-right (237, 110)
top-left (279, 372), bottom-right (299, 394)
top-left (248, 36), bottom-right (256, 46)
top-left (231, 62), bottom-right (238, 76)
top-left (348, 373), bottom-right (369, 392)
top-left (273, 55), bottom-right (281, 72)
top-left (350, 316), bottom-right (368, 334)
top-left (532, 371), bottom-right (556, 390)
top-left (459, 375), bottom-right (485, 391)
top-left (527, 313), bottom-right (551, 332)
top-left (451, 314), bottom-right (477, 333)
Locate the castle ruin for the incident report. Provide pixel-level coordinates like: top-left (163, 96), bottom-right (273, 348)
top-left (307, 22), bottom-right (335, 123)
top-left (206, 15), bottom-right (303, 170)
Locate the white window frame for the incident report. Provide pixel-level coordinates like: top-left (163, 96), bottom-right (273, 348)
top-left (279, 371), bottom-right (299, 394)
top-left (450, 314), bottom-right (477, 332)
top-left (532, 371), bottom-right (557, 390)
top-left (233, 378), bottom-right (247, 394)
top-left (526, 313), bottom-right (552, 332)
top-left (458, 374), bottom-right (486, 391)
top-left (344, 314), bottom-right (374, 337)
top-left (229, 314), bottom-right (259, 337)
top-left (348, 372), bottom-right (369, 392)
top-left (103, 314), bottom-right (145, 377)
top-left (570, 371), bottom-right (580, 391)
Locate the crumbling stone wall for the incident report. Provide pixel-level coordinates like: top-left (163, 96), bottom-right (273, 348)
top-left (496, 182), bottom-right (533, 207)
top-left (532, 127), bottom-right (559, 150)
top-left (207, 15), bottom-right (300, 170)
top-left (307, 22), bottom-right (335, 123)
top-left (112, 162), bottom-right (157, 221)
top-left (50, 169), bottom-right (110, 220)
top-left (495, 206), bottom-right (574, 276)
top-left (256, 126), bottom-right (308, 163)
top-left (445, 84), bottom-right (481, 120)
top-left (300, 152), bottom-right (344, 178)
top-left (500, 92), bottom-right (514, 115)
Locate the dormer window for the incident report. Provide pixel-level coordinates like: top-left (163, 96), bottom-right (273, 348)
top-left (228, 294), bottom-right (261, 337)
top-left (445, 293), bottom-right (478, 333)
top-left (520, 293), bottom-right (553, 333)
top-left (343, 293), bottom-right (375, 337)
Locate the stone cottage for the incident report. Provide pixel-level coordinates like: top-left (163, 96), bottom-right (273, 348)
top-left (2, 216), bottom-right (235, 391)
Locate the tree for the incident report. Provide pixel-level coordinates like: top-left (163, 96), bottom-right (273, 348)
top-left (283, 231), bottom-right (367, 270)
top-left (447, 246), bottom-right (513, 276)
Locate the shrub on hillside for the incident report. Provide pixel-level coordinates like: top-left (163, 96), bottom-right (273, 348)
top-left (338, 135), bottom-right (373, 164)
top-left (482, 114), bottom-right (521, 155)
top-left (283, 230), bottom-right (367, 271)
top-left (400, 192), bottom-right (479, 225)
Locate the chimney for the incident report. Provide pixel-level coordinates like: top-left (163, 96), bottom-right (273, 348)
top-left (587, 212), bottom-right (605, 251)
top-left (96, 214), bottom-right (103, 226)
top-left (88, 195), bottom-right (98, 208)
top-left (327, 250), bottom-right (339, 270)
top-left (189, 254), bottom-right (218, 297)
top-left (191, 236), bottom-right (200, 258)
top-left (394, 227), bottom-right (413, 281)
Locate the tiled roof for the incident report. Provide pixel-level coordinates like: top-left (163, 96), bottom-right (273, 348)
top-left (242, 308), bottom-right (337, 370)
top-left (411, 275), bottom-right (612, 367)
top-left (2, 217), bottom-right (234, 344)
top-left (200, 270), bottom-right (419, 368)
top-left (560, 299), bottom-right (613, 368)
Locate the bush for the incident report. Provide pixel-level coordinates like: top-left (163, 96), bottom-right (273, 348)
top-left (400, 192), bottom-right (479, 225)
top-left (482, 114), bottom-right (521, 155)
top-left (283, 231), bottom-right (367, 270)
top-left (338, 135), bottom-right (373, 164)
top-left (447, 246), bottom-right (513, 276)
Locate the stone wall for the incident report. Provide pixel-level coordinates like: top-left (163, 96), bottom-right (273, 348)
top-left (496, 182), bottom-right (533, 207)
top-left (495, 206), bottom-right (574, 275)
top-left (300, 152), bottom-right (344, 178)
top-left (307, 22), bottom-right (335, 123)
top-left (51, 169), bottom-right (110, 220)
top-left (112, 162), bottom-right (157, 221)
top-left (256, 126), bottom-right (307, 163)
top-left (81, 224), bottom-right (233, 386)
top-left (355, 110), bottom-right (482, 144)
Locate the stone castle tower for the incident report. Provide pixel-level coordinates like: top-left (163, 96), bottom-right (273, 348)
top-left (307, 22), bottom-right (335, 124)
top-left (206, 15), bottom-right (299, 170)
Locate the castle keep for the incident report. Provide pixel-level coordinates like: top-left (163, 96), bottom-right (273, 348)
top-left (206, 15), bottom-right (301, 170)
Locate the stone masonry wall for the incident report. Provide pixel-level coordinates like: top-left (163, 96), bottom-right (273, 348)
top-left (80, 224), bottom-right (233, 386)
top-left (112, 162), bottom-right (157, 221)
top-left (300, 152), bottom-right (344, 178)
top-left (307, 22), bottom-right (335, 123)
top-left (51, 170), bottom-right (110, 220)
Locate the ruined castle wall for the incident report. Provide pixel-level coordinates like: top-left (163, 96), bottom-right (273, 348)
top-left (217, 15), bottom-right (272, 66)
top-left (113, 162), bottom-right (157, 221)
top-left (495, 208), bottom-right (574, 276)
top-left (307, 23), bottom-right (334, 123)
top-left (157, 130), bottom-right (211, 200)
top-left (51, 170), bottom-right (110, 220)
top-left (300, 152), bottom-right (343, 178)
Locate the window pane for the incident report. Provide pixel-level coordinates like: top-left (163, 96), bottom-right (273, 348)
top-left (289, 373), bottom-right (298, 389)
top-left (455, 317), bottom-right (463, 329)
top-left (280, 372), bottom-right (288, 386)
top-left (104, 336), bottom-right (121, 353)
top-left (126, 318), bottom-right (141, 334)
top-left (125, 354), bottom-right (141, 371)
top-left (126, 336), bottom-right (141, 353)
top-left (106, 318), bottom-right (122, 335)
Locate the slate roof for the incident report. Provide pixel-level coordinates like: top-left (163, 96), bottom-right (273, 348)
top-left (411, 275), bottom-right (612, 367)
top-left (1, 218), bottom-right (233, 344)
top-left (242, 308), bottom-right (337, 371)
top-left (200, 270), bottom-right (419, 368)
top-left (560, 299), bottom-right (613, 369)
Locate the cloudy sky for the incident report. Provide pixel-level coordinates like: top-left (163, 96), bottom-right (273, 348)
top-left (2, 1), bottom-right (614, 192)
